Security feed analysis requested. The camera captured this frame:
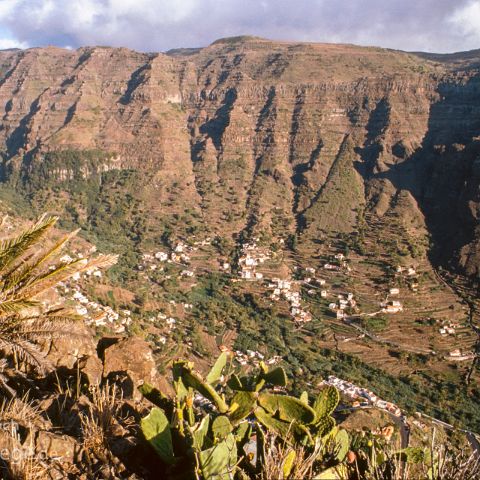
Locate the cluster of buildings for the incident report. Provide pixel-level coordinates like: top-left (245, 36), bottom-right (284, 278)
top-left (325, 375), bottom-right (403, 418)
top-left (447, 349), bottom-right (475, 360)
top-left (396, 265), bottom-right (419, 292)
top-left (396, 265), bottom-right (417, 276)
top-left (379, 287), bottom-right (404, 313)
top-left (322, 253), bottom-right (351, 273)
top-left (137, 241), bottom-right (200, 280)
top-left (328, 292), bottom-right (358, 319)
top-left (233, 349), bottom-right (281, 367)
top-left (438, 320), bottom-right (460, 336)
top-left (380, 286), bottom-right (403, 314)
top-left (297, 267), bottom-right (329, 297)
top-left (56, 263), bottom-right (131, 334)
top-left (147, 311), bottom-right (178, 330)
top-left (139, 241), bottom-right (193, 272)
top-left (238, 241), bottom-right (270, 280)
top-left (193, 238), bottom-right (212, 247)
top-left (268, 277), bottom-right (312, 323)
top-left (381, 300), bottom-right (404, 314)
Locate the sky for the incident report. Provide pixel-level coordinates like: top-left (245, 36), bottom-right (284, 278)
top-left (0, 0), bottom-right (479, 53)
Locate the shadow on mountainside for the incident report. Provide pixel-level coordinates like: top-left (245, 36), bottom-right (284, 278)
top-left (358, 75), bottom-right (480, 277)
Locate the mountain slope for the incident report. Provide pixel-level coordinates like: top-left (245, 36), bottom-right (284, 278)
top-left (0, 39), bottom-right (478, 276)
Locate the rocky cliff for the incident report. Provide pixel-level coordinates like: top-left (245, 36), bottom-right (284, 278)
top-left (0, 38), bottom-right (479, 276)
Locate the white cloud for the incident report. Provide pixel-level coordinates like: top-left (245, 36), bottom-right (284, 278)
top-left (0, 0), bottom-right (22, 19)
top-left (450, 0), bottom-right (480, 46)
top-left (0, 0), bottom-right (478, 53)
top-left (0, 37), bottom-right (28, 49)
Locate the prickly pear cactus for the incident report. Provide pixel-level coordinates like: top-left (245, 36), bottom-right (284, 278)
top-left (255, 407), bottom-right (296, 439)
top-left (315, 415), bottom-right (336, 438)
top-left (333, 429), bottom-right (350, 462)
top-left (181, 366), bottom-right (229, 413)
top-left (212, 415), bottom-right (233, 440)
top-left (138, 382), bottom-right (173, 416)
top-left (229, 391), bottom-right (255, 424)
top-left (313, 386), bottom-right (339, 420)
top-left (198, 433), bottom-right (237, 480)
top-left (227, 373), bottom-right (244, 391)
top-left (206, 352), bottom-right (229, 385)
top-left (140, 407), bottom-right (175, 464)
top-left (299, 391), bottom-right (309, 405)
top-left (138, 353), bottom-right (344, 479)
top-left (260, 366), bottom-right (288, 387)
top-left (258, 393), bottom-right (316, 424)
top-left (192, 415), bottom-right (211, 450)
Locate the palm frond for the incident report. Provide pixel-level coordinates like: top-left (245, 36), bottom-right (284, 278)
top-left (1, 228), bottom-right (79, 294)
top-left (0, 216), bottom-right (117, 373)
top-left (26, 308), bottom-right (83, 324)
top-left (0, 336), bottom-right (51, 372)
top-left (6, 324), bottom-right (78, 341)
top-left (0, 252), bottom-right (36, 285)
top-left (0, 216), bottom-right (57, 274)
top-left (21, 254), bottom-right (118, 298)
top-left (0, 359), bottom-right (16, 397)
top-left (0, 299), bottom-right (39, 314)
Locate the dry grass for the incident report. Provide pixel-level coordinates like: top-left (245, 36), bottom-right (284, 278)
top-left (0, 396), bottom-right (50, 480)
top-left (259, 431), bottom-right (347, 479)
top-left (260, 436), bottom-right (317, 479)
top-left (80, 383), bottom-right (133, 477)
top-left (7, 451), bottom-right (50, 480)
top-left (257, 428), bottom-right (480, 480)
top-left (423, 429), bottom-right (480, 480)
top-left (357, 429), bottom-right (480, 480)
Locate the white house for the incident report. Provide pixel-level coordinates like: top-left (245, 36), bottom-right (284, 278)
top-left (240, 269), bottom-right (253, 280)
top-left (155, 252), bottom-right (168, 261)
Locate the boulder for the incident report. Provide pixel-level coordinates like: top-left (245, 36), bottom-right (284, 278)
top-left (35, 431), bottom-right (80, 464)
top-left (43, 323), bottom-right (97, 370)
top-left (78, 355), bottom-right (103, 386)
top-left (102, 337), bottom-right (159, 400)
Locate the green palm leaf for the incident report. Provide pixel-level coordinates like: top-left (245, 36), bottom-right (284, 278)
top-left (0, 216), bottom-right (116, 374)
top-left (0, 216), bottom-right (57, 274)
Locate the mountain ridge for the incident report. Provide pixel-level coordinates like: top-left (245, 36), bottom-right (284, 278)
top-left (0, 39), bottom-right (478, 276)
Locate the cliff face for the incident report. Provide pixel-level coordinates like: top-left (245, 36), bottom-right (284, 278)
top-left (0, 39), bottom-right (479, 276)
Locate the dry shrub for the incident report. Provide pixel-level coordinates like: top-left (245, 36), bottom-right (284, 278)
top-left (257, 428), bottom-right (480, 480)
top-left (0, 396), bottom-right (49, 480)
top-left (80, 383), bottom-right (134, 477)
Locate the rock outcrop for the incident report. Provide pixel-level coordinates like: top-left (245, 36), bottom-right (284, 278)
top-left (43, 323), bottom-right (97, 370)
top-left (102, 337), bottom-right (160, 400)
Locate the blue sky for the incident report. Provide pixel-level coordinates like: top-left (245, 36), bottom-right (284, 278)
top-left (0, 0), bottom-right (479, 53)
